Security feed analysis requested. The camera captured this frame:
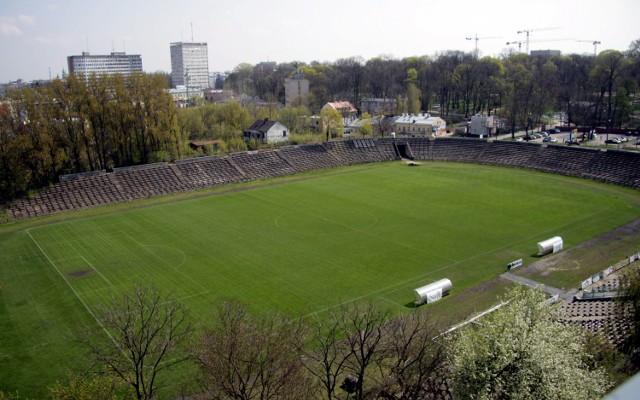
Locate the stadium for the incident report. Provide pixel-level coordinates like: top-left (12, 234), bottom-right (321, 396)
top-left (1, 136), bottom-right (640, 396)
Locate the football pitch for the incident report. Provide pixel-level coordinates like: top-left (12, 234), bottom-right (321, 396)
top-left (1, 161), bottom-right (639, 395)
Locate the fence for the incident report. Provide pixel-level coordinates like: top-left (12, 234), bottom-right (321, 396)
top-left (581, 251), bottom-right (640, 290)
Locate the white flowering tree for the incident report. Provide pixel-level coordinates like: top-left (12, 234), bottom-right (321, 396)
top-left (449, 285), bottom-right (611, 399)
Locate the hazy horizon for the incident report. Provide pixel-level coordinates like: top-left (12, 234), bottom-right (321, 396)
top-left (1, 0), bottom-right (638, 82)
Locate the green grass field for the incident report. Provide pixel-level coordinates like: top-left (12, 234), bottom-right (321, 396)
top-left (1, 161), bottom-right (639, 396)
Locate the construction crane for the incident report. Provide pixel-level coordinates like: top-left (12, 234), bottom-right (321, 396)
top-left (576, 40), bottom-right (601, 57)
top-left (517, 27), bottom-right (561, 54)
top-left (465, 34), bottom-right (499, 57)
top-left (506, 40), bottom-right (524, 53)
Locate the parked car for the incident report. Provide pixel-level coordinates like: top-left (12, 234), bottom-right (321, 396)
top-left (604, 139), bottom-right (620, 144)
top-left (543, 137), bottom-right (551, 142)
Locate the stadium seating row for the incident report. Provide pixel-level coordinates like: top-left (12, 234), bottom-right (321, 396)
top-left (5, 137), bottom-right (640, 220)
top-left (559, 299), bottom-right (632, 347)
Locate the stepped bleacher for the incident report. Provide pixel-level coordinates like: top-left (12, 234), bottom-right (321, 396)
top-left (4, 137), bottom-right (640, 221)
top-left (584, 149), bottom-right (640, 188)
top-left (529, 145), bottom-right (601, 177)
top-left (323, 139), bottom-right (385, 165)
top-left (373, 138), bottom-right (400, 161)
top-left (407, 138), bottom-right (430, 159)
top-left (175, 156), bottom-right (244, 188)
top-left (480, 141), bottom-right (542, 168)
top-left (430, 138), bottom-right (489, 163)
top-left (114, 163), bottom-right (192, 200)
top-left (278, 144), bottom-right (343, 172)
top-left (560, 299), bottom-right (632, 347)
top-left (230, 150), bottom-right (298, 180)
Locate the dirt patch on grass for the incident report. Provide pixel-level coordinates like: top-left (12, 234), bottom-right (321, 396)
top-left (433, 218), bottom-right (640, 326)
top-left (67, 269), bottom-right (93, 278)
top-left (515, 218), bottom-right (640, 288)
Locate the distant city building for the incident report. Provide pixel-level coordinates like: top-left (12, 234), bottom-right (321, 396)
top-left (209, 72), bottom-right (227, 89)
top-left (530, 50), bottom-right (561, 57)
top-left (170, 42), bottom-right (209, 89)
top-left (203, 88), bottom-right (234, 103)
top-left (256, 61), bottom-right (277, 73)
top-left (168, 86), bottom-right (204, 108)
top-left (360, 98), bottom-right (397, 116)
top-left (67, 51), bottom-right (142, 78)
top-left (284, 70), bottom-right (309, 105)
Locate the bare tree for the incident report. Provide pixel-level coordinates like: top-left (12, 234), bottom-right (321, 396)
top-left (296, 313), bottom-right (352, 400)
top-left (79, 284), bottom-right (193, 400)
top-left (339, 302), bottom-right (390, 400)
top-left (379, 311), bottom-right (449, 400)
top-left (194, 301), bottom-right (308, 400)
top-left (372, 113), bottom-right (394, 138)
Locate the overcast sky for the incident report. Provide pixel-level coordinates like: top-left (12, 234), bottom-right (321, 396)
top-left (1, 0), bottom-right (638, 82)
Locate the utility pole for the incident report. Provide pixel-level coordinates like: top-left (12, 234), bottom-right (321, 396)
top-left (185, 73), bottom-right (189, 108)
top-left (517, 27), bottom-right (560, 54)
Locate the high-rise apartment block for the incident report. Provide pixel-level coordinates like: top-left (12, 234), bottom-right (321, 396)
top-left (67, 52), bottom-right (143, 77)
top-left (170, 42), bottom-right (209, 89)
top-left (284, 70), bottom-right (309, 105)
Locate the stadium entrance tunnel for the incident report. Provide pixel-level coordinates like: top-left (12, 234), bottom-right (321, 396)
top-left (394, 141), bottom-right (415, 160)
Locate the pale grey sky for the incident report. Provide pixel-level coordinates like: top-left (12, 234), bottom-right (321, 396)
top-left (0, 0), bottom-right (638, 82)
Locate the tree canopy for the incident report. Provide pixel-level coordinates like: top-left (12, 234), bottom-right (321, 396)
top-left (2, 38), bottom-right (639, 202)
top-left (449, 286), bottom-right (611, 400)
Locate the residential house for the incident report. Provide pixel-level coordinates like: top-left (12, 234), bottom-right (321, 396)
top-left (322, 101), bottom-right (358, 126)
top-left (470, 115), bottom-right (496, 137)
top-left (243, 119), bottom-right (289, 144)
top-left (393, 114), bottom-right (447, 137)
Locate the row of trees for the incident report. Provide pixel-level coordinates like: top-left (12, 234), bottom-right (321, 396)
top-left (225, 40), bottom-right (640, 129)
top-left (2, 40), bottom-right (639, 201)
top-left (30, 284), bottom-right (632, 400)
top-left (0, 73), bottom-right (186, 201)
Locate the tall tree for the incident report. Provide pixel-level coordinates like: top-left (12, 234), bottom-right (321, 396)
top-left (503, 55), bottom-right (534, 138)
top-left (406, 68), bottom-right (422, 115)
top-left (591, 50), bottom-right (628, 128)
top-left (194, 301), bottom-right (307, 400)
top-left (340, 302), bottom-right (390, 400)
top-left (449, 286), bottom-right (611, 400)
top-left (617, 267), bottom-right (640, 369)
top-left (296, 312), bottom-right (352, 400)
top-left (320, 107), bottom-right (343, 141)
top-left (78, 284), bottom-right (193, 400)
top-left (379, 311), bottom-right (448, 400)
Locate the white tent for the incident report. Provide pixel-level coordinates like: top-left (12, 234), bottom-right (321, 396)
top-left (537, 236), bottom-right (563, 256)
top-left (414, 279), bottom-right (452, 305)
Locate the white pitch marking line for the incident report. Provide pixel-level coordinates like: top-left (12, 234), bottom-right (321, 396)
top-left (26, 229), bottom-right (116, 344)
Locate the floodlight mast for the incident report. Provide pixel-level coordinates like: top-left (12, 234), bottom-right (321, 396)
top-left (517, 27), bottom-right (561, 54)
